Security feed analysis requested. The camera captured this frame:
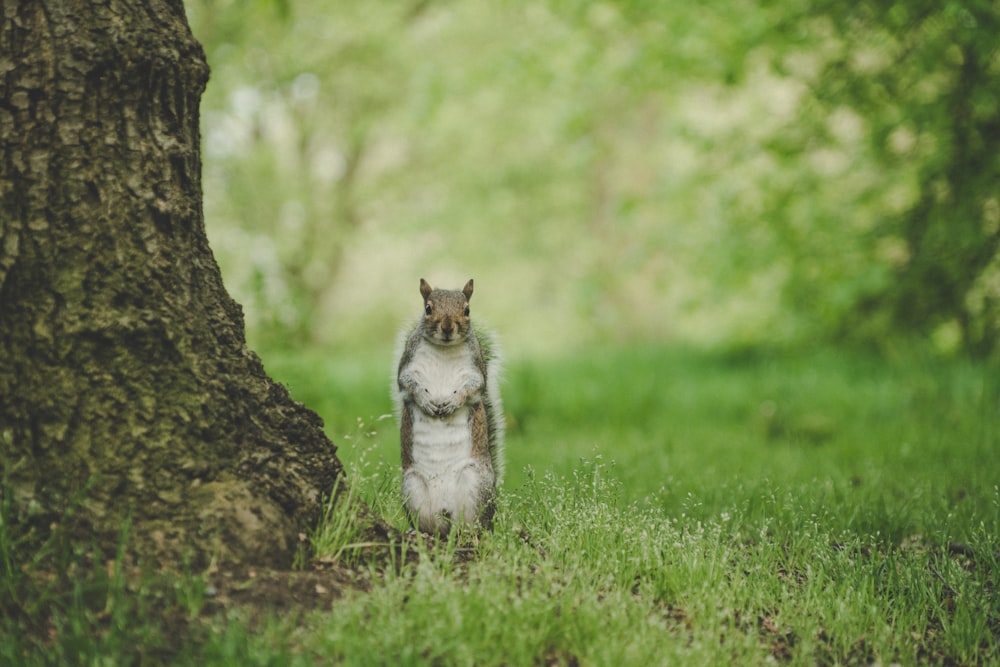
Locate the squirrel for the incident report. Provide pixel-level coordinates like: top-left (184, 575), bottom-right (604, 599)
top-left (393, 278), bottom-right (505, 536)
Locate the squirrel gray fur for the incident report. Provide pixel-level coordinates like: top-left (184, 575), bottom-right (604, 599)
top-left (393, 278), bottom-right (504, 536)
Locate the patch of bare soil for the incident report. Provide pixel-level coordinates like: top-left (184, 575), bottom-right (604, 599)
top-left (201, 521), bottom-right (404, 618)
top-left (207, 562), bottom-right (366, 615)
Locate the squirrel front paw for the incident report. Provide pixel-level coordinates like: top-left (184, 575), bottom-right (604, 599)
top-left (428, 390), bottom-right (472, 419)
top-left (414, 389), bottom-right (441, 417)
top-left (430, 397), bottom-right (460, 418)
top-left (412, 389), bottom-right (456, 418)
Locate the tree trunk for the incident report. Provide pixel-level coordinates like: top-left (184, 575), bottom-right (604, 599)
top-left (0, 0), bottom-right (343, 569)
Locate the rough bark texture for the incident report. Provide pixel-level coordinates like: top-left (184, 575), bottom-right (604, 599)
top-left (0, 0), bottom-right (343, 569)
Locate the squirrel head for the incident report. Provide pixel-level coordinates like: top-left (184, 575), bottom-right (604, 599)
top-left (419, 278), bottom-right (474, 346)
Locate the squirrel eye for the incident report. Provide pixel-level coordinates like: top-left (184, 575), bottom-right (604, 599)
top-left (424, 303), bottom-right (432, 316)
top-left (464, 306), bottom-right (470, 316)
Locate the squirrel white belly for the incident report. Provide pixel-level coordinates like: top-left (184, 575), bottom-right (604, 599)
top-left (393, 278), bottom-right (504, 536)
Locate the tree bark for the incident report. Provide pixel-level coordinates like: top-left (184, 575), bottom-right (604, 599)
top-left (1, 0), bottom-right (343, 569)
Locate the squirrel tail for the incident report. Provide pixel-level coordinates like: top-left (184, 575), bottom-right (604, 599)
top-left (477, 328), bottom-right (506, 483)
top-left (389, 319), bottom-right (417, 425)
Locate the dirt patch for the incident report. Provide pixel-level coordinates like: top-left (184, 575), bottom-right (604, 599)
top-left (207, 563), bottom-right (367, 615)
top-left (200, 520), bottom-right (405, 616)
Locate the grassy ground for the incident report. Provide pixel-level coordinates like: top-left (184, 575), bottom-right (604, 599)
top-left (269, 343), bottom-right (999, 665)
top-left (3, 345), bottom-right (998, 664)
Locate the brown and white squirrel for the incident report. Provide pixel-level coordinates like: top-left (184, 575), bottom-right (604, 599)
top-left (393, 278), bottom-right (505, 536)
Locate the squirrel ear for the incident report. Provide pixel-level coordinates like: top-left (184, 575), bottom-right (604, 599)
top-left (463, 279), bottom-right (474, 301)
top-left (420, 278), bottom-right (432, 300)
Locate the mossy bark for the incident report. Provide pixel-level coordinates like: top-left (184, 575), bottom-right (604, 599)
top-left (0, 0), bottom-right (343, 569)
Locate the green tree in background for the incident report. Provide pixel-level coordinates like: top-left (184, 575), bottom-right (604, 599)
top-left (606, 0), bottom-right (1000, 355)
top-left (187, 1), bottom-right (418, 343)
top-left (796, 1), bottom-right (1000, 355)
top-left (187, 0), bottom-right (1000, 356)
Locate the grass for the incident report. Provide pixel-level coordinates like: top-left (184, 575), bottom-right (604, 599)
top-left (3, 344), bottom-right (998, 664)
top-left (0, 515), bottom-right (213, 665)
top-left (264, 343), bottom-right (1000, 665)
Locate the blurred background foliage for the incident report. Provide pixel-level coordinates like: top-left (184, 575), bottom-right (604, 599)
top-left (184, 0), bottom-right (1000, 360)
